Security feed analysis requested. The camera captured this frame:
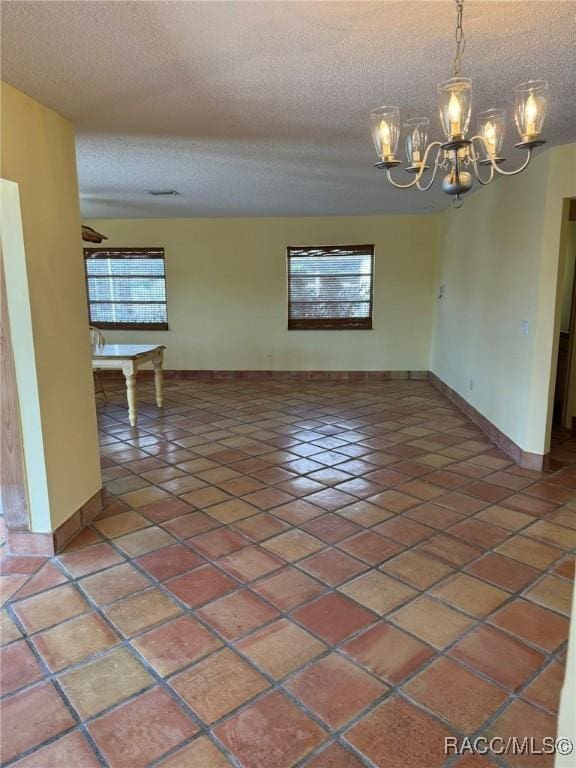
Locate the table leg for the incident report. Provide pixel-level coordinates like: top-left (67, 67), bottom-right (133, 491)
top-left (123, 362), bottom-right (138, 427)
top-left (153, 351), bottom-right (164, 408)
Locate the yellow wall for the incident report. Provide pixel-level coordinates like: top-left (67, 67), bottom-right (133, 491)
top-left (1, 82), bottom-right (101, 531)
top-left (84, 215), bottom-right (440, 372)
top-left (431, 144), bottom-right (576, 456)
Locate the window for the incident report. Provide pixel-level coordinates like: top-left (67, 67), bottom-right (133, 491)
top-left (84, 247), bottom-right (168, 330)
top-left (287, 244), bottom-right (374, 330)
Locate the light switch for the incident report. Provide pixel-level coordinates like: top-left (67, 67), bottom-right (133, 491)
top-left (520, 320), bottom-right (529, 336)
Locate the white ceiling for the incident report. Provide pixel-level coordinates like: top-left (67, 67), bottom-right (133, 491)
top-left (2, 1), bottom-right (575, 218)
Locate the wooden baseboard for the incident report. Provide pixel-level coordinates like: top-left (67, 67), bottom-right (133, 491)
top-left (6, 487), bottom-right (106, 556)
top-left (428, 372), bottom-right (547, 471)
top-left (98, 369), bottom-right (430, 382)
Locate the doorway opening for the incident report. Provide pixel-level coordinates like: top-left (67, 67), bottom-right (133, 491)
top-left (553, 198), bottom-right (576, 439)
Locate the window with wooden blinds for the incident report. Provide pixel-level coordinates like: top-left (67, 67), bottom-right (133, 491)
top-left (84, 247), bottom-right (168, 330)
top-left (287, 245), bottom-right (374, 330)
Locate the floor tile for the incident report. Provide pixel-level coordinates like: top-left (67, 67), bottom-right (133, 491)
top-left (271, 500), bottom-right (325, 524)
top-left (170, 647), bottom-right (269, 723)
top-left (236, 618), bottom-right (326, 679)
top-left (93, 510), bottom-right (151, 538)
top-left (0, 609), bottom-right (22, 645)
top-left (494, 535), bottom-right (564, 570)
top-left (404, 656), bottom-right (508, 731)
top-left (135, 543), bottom-right (205, 581)
top-left (180, 486), bottom-right (232, 509)
top-left (78, 562), bottom-right (152, 605)
top-left (389, 595), bottom-right (474, 649)
top-left (405, 502), bottom-right (464, 529)
top-left (431, 573), bottom-right (509, 618)
top-left (187, 528), bottom-right (251, 559)
top-left (380, 550), bottom-right (453, 589)
top-left (89, 686), bottom-right (197, 767)
top-left (162, 510), bottom-right (222, 538)
top-left (119, 485), bottom-right (171, 508)
top-left (138, 497), bottom-right (193, 524)
top-left (165, 564), bottom-right (237, 607)
top-left (251, 566), bottom-right (327, 610)
top-left (231, 511), bottom-right (291, 541)
top-left (449, 624), bottom-right (545, 690)
top-left (484, 699), bottom-right (556, 768)
top-left (197, 588), bottom-right (279, 639)
top-left (344, 695), bottom-right (452, 768)
top-left (301, 513), bottom-right (362, 543)
top-left (519, 520), bottom-right (576, 550)
top-left (292, 592), bottom-right (376, 645)
top-left (155, 736), bottom-right (231, 767)
top-left (521, 660), bottom-right (565, 715)
top-left (523, 574), bottom-right (573, 616)
top-left (214, 690), bottom-right (327, 768)
top-left (0, 682), bottom-right (76, 764)
top-left (337, 501), bottom-right (394, 526)
top-left (368, 489), bottom-right (421, 513)
top-left (373, 516), bottom-right (435, 545)
top-left (9, 731), bottom-right (101, 768)
top-left (464, 552), bottom-right (540, 592)
top-left (113, 526), bottom-right (176, 557)
top-left (0, 639), bottom-right (44, 696)
top-left (286, 653), bottom-right (387, 728)
top-left (10, 562), bottom-right (69, 601)
top-left (57, 542), bottom-right (125, 578)
top-left (417, 532), bottom-right (483, 567)
top-left (13, 584), bottom-right (90, 634)
top-left (475, 504), bottom-right (536, 531)
top-left (58, 646), bottom-right (153, 718)
top-left (489, 598), bottom-right (569, 652)
top-left (298, 548), bottom-right (367, 586)
top-left (339, 571), bottom-right (417, 615)
top-left (342, 621), bottom-right (435, 683)
top-left (206, 498), bottom-right (260, 523)
top-left (262, 529), bottom-right (325, 562)
top-left (216, 545), bottom-right (285, 582)
top-left (338, 531), bottom-right (404, 566)
top-left (131, 614), bottom-right (222, 676)
top-left (32, 612), bottom-right (119, 672)
top-left (103, 588), bottom-right (182, 636)
top-left (304, 742), bottom-right (365, 768)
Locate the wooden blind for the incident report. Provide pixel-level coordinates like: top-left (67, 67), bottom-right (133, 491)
top-left (84, 247), bottom-right (168, 330)
top-left (287, 244), bottom-right (374, 330)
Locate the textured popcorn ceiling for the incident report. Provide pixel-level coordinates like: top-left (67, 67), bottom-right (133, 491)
top-left (2, 1), bottom-right (575, 218)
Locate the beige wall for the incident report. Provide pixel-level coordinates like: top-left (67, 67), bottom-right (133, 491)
top-left (1, 82), bottom-right (101, 531)
top-left (84, 215), bottom-right (440, 372)
top-left (431, 143), bottom-right (576, 456)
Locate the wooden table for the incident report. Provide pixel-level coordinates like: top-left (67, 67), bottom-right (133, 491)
top-left (92, 344), bottom-right (166, 427)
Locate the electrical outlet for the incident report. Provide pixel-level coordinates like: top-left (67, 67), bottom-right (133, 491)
top-left (521, 319), bottom-right (529, 336)
top-left (438, 284), bottom-right (445, 300)
top-left (469, 379), bottom-right (474, 391)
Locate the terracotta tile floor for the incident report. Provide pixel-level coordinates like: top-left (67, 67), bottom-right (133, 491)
top-left (1, 379), bottom-right (575, 767)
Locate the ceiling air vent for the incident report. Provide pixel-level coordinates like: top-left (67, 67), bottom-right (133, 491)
top-left (147, 190), bottom-right (180, 196)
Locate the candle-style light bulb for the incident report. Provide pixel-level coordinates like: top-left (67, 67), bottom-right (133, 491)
top-left (379, 121), bottom-right (392, 158)
top-left (412, 127), bottom-right (421, 162)
top-left (484, 121), bottom-right (496, 155)
top-left (524, 93), bottom-right (538, 138)
top-left (448, 91), bottom-right (462, 136)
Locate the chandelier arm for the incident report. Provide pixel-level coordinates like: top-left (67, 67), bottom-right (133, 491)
top-left (416, 148), bottom-right (444, 191)
top-left (470, 135), bottom-right (534, 177)
top-left (385, 142), bottom-right (443, 189)
top-left (470, 152), bottom-right (495, 186)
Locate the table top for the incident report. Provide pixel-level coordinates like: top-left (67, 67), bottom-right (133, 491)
top-left (91, 344), bottom-right (165, 360)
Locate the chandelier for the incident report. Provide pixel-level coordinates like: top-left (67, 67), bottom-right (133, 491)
top-left (370, 0), bottom-right (549, 208)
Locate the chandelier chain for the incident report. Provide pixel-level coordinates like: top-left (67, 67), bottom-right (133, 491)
top-left (452, 0), bottom-right (466, 76)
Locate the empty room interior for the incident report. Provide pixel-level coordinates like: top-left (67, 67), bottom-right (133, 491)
top-left (1, 1), bottom-right (576, 767)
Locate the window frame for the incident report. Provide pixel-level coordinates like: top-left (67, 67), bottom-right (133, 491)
top-left (287, 244), bottom-right (375, 331)
top-left (83, 247), bottom-right (169, 331)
